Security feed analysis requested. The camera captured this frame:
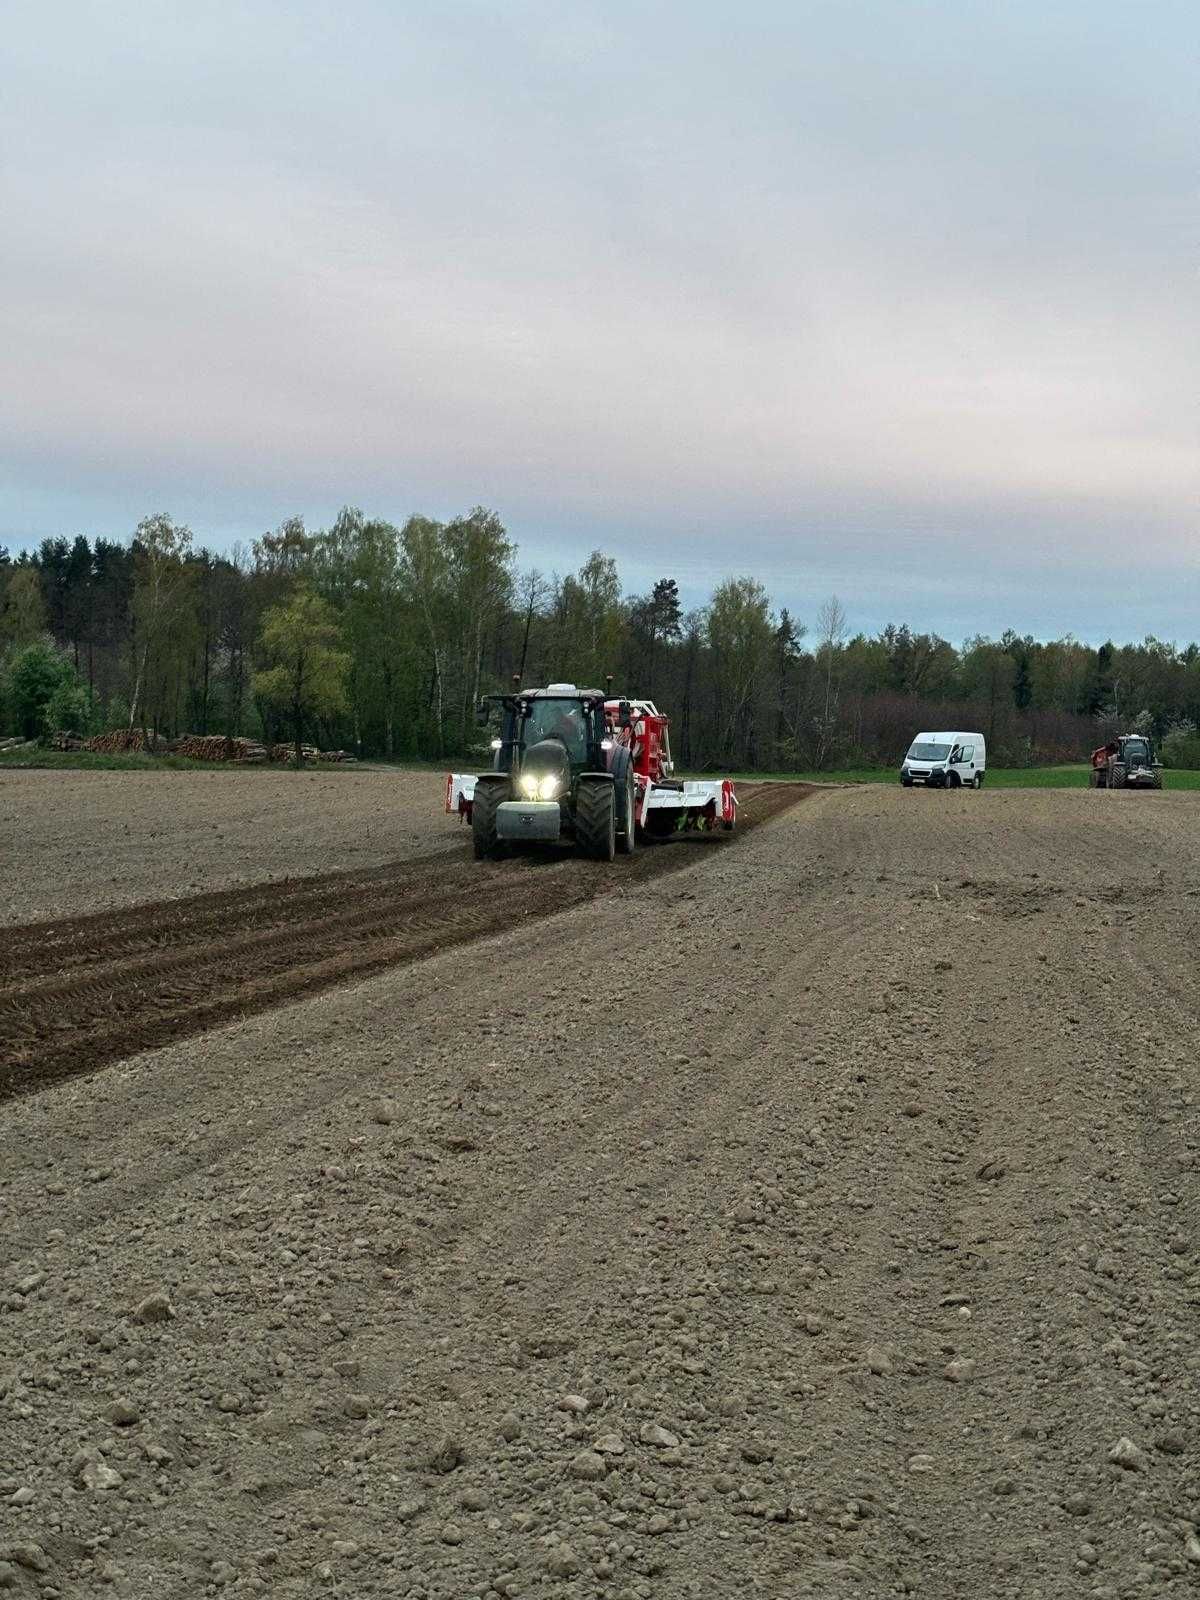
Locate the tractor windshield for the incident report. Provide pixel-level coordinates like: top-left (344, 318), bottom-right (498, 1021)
top-left (522, 699), bottom-right (588, 762)
top-left (907, 741), bottom-right (951, 762)
top-left (1123, 739), bottom-right (1150, 764)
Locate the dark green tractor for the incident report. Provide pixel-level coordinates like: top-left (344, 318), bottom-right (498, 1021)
top-left (1089, 733), bottom-right (1164, 790)
top-left (469, 683), bottom-right (636, 862)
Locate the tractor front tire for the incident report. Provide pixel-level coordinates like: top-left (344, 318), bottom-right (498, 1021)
top-left (1109, 762), bottom-right (1127, 790)
top-left (576, 779), bottom-right (616, 861)
top-left (1150, 769), bottom-right (1163, 789)
top-left (472, 783), bottom-right (506, 860)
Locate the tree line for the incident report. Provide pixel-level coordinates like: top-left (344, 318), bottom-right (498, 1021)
top-left (3, 509), bottom-right (1200, 770)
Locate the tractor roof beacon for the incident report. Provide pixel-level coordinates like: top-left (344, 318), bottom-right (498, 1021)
top-left (445, 679), bottom-right (737, 860)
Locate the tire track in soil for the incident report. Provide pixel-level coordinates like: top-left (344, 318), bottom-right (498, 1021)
top-left (0, 782), bottom-right (810, 1102)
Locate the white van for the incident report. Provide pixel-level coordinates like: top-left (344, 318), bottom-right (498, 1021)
top-left (900, 731), bottom-right (986, 789)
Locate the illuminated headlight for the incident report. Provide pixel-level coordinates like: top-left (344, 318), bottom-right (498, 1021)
top-left (519, 773), bottom-right (559, 800)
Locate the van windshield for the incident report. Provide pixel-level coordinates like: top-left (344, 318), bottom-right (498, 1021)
top-left (908, 742), bottom-right (951, 762)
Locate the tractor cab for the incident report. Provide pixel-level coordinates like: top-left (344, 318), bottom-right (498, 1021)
top-left (484, 684), bottom-right (609, 787)
top-left (1118, 734), bottom-right (1153, 767)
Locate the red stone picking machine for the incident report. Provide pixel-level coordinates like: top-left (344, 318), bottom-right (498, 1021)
top-left (446, 680), bottom-right (737, 861)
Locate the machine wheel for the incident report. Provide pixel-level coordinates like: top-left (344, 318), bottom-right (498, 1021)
top-left (948, 771), bottom-right (961, 789)
top-left (1109, 762), bottom-right (1127, 790)
top-left (576, 779), bottom-right (616, 861)
top-left (471, 782), bottom-right (506, 860)
top-left (974, 773), bottom-right (984, 789)
top-left (611, 749), bottom-right (636, 855)
top-left (901, 777), bottom-right (913, 787)
top-left (1150, 769), bottom-right (1163, 789)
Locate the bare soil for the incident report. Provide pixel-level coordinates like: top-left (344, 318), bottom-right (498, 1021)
top-left (1, 768), bottom-right (459, 924)
top-left (0, 783), bottom-right (804, 1100)
top-left (1, 783), bottom-right (1199, 1599)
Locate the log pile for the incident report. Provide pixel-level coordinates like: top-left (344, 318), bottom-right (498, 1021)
top-left (169, 734), bottom-right (268, 763)
top-left (268, 744), bottom-right (355, 763)
top-left (85, 729), bottom-right (159, 754)
top-left (55, 729), bottom-right (355, 764)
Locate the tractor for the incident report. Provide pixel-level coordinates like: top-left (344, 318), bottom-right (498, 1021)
top-left (1088, 733), bottom-right (1163, 790)
top-left (446, 680), bottom-right (737, 860)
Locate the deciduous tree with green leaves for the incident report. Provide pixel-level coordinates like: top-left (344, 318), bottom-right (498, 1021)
top-left (253, 587), bottom-right (350, 766)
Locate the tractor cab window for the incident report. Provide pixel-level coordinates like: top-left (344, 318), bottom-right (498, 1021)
top-left (1123, 739), bottom-right (1149, 764)
top-left (522, 699), bottom-right (588, 761)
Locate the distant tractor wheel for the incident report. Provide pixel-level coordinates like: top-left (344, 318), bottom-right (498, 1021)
top-left (1088, 767), bottom-right (1102, 788)
top-left (1108, 762), bottom-right (1127, 790)
top-left (1150, 769), bottom-right (1163, 789)
top-left (576, 779), bottom-right (616, 861)
top-left (472, 783), bottom-right (506, 860)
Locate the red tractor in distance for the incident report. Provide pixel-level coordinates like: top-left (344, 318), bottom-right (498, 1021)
top-left (446, 681), bottom-right (737, 860)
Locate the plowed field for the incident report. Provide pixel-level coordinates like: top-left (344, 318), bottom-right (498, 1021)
top-left (0, 783), bottom-right (805, 1100)
top-left (0, 767), bottom-right (459, 924)
top-left (2, 779), bottom-right (1199, 1600)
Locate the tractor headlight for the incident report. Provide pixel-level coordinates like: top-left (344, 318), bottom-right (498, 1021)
top-left (519, 772), bottom-right (560, 800)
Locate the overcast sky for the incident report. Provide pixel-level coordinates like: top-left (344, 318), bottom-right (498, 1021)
top-left (2, 0), bottom-right (1195, 641)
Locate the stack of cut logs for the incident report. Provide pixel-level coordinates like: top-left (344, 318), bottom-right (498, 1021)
top-left (85, 729), bottom-right (158, 753)
top-left (50, 729), bottom-right (356, 763)
top-left (169, 734), bottom-right (268, 762)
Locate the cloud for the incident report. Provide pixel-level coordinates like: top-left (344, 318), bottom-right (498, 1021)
top-left (1, 0), bottom-right (1195, 642)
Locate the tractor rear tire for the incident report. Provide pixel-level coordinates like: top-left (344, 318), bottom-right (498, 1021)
top-left (611, 749), bottom-right (636, 855)
top-left (576, 779), bottom-right (616, 861)
top-left (1109, 762), bottom-right (1127, 790)
top-left (472, 783), bottom-right (506, 860)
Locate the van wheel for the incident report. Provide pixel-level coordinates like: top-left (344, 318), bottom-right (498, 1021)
top-left (947, 771), bottom-right (961, 789)
top-left (974, 773), bottom-right (984, 789)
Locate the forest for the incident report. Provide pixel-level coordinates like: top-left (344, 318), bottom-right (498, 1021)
top-left (3, 508), bottom-right (1200, 770)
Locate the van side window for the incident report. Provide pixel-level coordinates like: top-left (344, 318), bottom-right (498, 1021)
top-left (961, 744), bottom-right (974, 762)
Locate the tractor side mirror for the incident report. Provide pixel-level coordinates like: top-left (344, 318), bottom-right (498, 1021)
top-left (475, 702), bottom-right (490, 728)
